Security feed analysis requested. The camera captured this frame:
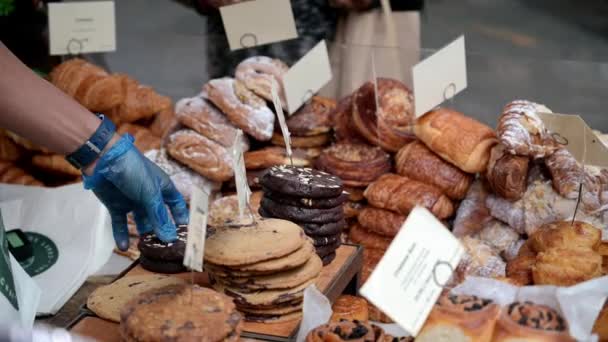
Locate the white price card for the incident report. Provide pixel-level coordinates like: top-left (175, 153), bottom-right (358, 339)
top-left (360, 206), bottom-right (464, 336)
top-left (537, 112), bottom-right (608, 168)
top-left (48, 1), bottom-right (116, 56)
top-left (220, 0), bottom-right (298, 51)
top-left (232, 130), bottom-right (251, 219)
top-left (283, 40), bottom-right (333, 114)
top-left (183, 186), bottom-right (209, 272)
top-left (412, 35), bottom-right (467, 117)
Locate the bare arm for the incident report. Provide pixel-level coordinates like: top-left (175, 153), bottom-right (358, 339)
top-left (0, 42), bottom-right (101, 155)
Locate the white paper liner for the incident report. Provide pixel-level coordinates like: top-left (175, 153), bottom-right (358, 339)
top-left (452, 276), bottom-right (608, 341)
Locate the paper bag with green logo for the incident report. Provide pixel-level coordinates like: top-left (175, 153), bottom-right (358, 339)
top-left (0, 207), bottom-right (40, 328)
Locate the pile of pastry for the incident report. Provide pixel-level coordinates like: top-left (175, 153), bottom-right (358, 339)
top-left (204, 218), bottom-right (321, 323)
top-left (0, 58), bottom-right (170, 187)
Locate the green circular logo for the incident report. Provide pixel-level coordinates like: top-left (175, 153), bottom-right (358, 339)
top-left (19, 232), bottom-right (59, 277)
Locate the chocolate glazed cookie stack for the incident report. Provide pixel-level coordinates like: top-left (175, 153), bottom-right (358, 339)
top-left (204, 218), bottom-right (322, 323)
top-left (259, 165), bottom-right (346, 266)
top-left (137, 225), bottom-right (188, 274)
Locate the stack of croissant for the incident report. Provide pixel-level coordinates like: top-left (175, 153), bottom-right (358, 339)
top-left (0, 58), bottom-right (175, 188)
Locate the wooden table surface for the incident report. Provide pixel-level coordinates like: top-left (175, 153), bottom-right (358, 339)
top-left (70, 244), bottom-right (363, 342)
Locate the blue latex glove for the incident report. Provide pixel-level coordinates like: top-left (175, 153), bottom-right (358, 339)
top-left (83, 134), bottom-right (189, 251)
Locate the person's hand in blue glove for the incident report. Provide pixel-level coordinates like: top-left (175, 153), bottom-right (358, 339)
top-left (82, 134), bottom-right (189, 251)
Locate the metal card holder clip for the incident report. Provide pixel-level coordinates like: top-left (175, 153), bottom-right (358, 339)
top-left (240, 33), bottom-right (259, 49)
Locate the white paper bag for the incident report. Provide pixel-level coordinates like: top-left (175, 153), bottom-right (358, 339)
top-left (0, 184), bottom-right (114, 314)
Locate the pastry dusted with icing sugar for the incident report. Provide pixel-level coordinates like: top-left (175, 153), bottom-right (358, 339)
top-left (205, 78), bottom-right (275, 141)
top-left (497, 100), bottom-right (557, 158)
top-left (235, 56), bottom-right (289, 107)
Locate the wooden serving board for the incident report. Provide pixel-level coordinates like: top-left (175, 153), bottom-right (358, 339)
top-left (70, 244), bottom-right (363, 342)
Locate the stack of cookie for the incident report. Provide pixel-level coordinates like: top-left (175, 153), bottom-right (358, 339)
top-left (120, 284), bottom-right (243, 342)
top-left (271, 96), bottom-right (335, 152)
top-left (137, 225), bottom-right (187, 274)
top-left (205, 218), bottom-right (322, 323)
top-left (258, 165), bottom-right (346, 265)
top-left (315, 143), bottom-right (391, 239)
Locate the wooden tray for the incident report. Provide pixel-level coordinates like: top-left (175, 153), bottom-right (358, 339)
top-left (70, 244), bottom-right (363, 342)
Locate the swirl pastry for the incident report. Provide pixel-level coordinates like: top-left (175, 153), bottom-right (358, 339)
top-left (396, 141), bottom-right (473, 200)
top-left (492, 301), bottom-right (574, 342)
top-left (497, 100), bottom-right (557, 158)
top-left (285, 96), bottom-right (335, 137)
top-left (244, 146), bottom-right (312, 170)
top-left (235, 56), bottom-right (288, 106)
top-left (316, 143), bottom-right (391, 187)
top-left (352, 78), bottom-right (416, 152)
top-left (330, 295), bottom-right (369, 322)
top-left (416, 293), bottom-right (500, 342)
top-left (364, 174), bottom-right (454, 219)
top-left (332, 95), bottom-right (366, 143)
top-left (166, 129), bottom-right (233, 182)
top-left (357, 207), bottom-right (406, 238)
top-left (415, 108), bottom-right (497, 173)
top-left (175, 95), bottom-right (249, 149)
top-left (306, 320), bottom-right (387, 342)
top-left (204, 78), bottom-right (275, 141)
top-left (486, 144), bottom-right (529, 201)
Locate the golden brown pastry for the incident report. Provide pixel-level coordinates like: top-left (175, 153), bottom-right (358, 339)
top-left (244, 146), bottom-right (311, 170)
top-left (352, 78), bottom-right (416, 152)
top-left (49, 58), bottom-right (125, 112)
top-left (330, 295), bottom-right (369, 322)
top-left (0, 161), bottom-right (43, 186)
top-left (599, 242), bottom-right (608, 275)
top-left (284, 96), bottom-right (336, 137)
top-left (107, 75), bottom-right (172, 124)
top-left (332, 95), bottom-right (366, 143)
top-left (0, 130), bottom-right (21, 162)
top-left (497, 100), bottom-right (557, 159)
top-left (395, 141), bottom-right (473, 200)
top-left (166, 129), bottom-right (233, 182)
top-left (149, 107), bottom-right (176, 138)
top-left (345, 186), bottom-right (365, 202)
top-left (453, 180), bottom-right (493, 237)
top-left (315, 143), bottom-right (391, 187)
top-left (532, 247), bottom-right (602, 286)
top-left (506, 254), bottom-right (535, 286)
top-left (31, 154), bottom-right (80, 177)
top-left (486, 144), bottom-right (529, 201)
top-left (415, 108), bottom-right (497, 173)
top-left (361, 248), bottom-right (384, 285)
top-left (593, 301), bottom-right (608, 342)
top-left (4, 131), bottom-right (50, 153)
top-left (117, 123), bottom-right (161, 152)
top-left (545, 148), bottom-right (583, 200)
top-left (175, 95), bottom-right (245, 148)
top-left (204, 78), bottom-right (275, 141)
top-left (529, 221), bottom-right (601, 253)
top-left (343, 201), bottom-right (366, 220)
top-left (416, 293), bottom-right (501, 342)
top-left (357, 207), bottom-right (405, 238)
top-left (235, 56), bottom-right (288, 105)
top-left (348, 223), bottom-right (392, 251)
top-left (364, 173), bottom-right (454, 219)
top-left (492, 301), bottom-right (574, 342)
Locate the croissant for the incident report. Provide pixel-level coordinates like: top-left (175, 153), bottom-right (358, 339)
top-left (31, 154), bottom-right (80, 177)
top-left (0, 161), bottom-right (43, 186)
top-left (49, 58), bottom-right (125, 112)
top-left (545, 148), bottom-right (583, 199)
top-left (117, 123), bottom-right (161, 152)
top-left (149, 108), bottom-right (177, 138)
top-left (107, 75), bottom-right (171, 124)
top-left (363, 173), bottom-right (454, 219)
top-left (486, 144), bottom-right (529, 201)
top-left (496, 100), bottom-right (557, 158)
top-left (0, 130), bottom-right (21, 161)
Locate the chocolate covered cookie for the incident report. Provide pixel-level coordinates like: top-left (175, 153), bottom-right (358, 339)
top-left (138, 225), bottom-right (187, 262)
top-left (301, 220), bottom-right (346, 237)
top-left (139, 255), bottom-right (186, 274)
top-left (260, 165), bottom-right (343, 198)
top-left (260, 196), bottom-right (344, 224)
top-left (262, 188), bottom-right (349, 209)
top-left (315, 239), bottom-right (341, 258)
top-left (311, 234), bottom-right (341, 247)
top-left (321, 252), bottom-right (337, 266)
